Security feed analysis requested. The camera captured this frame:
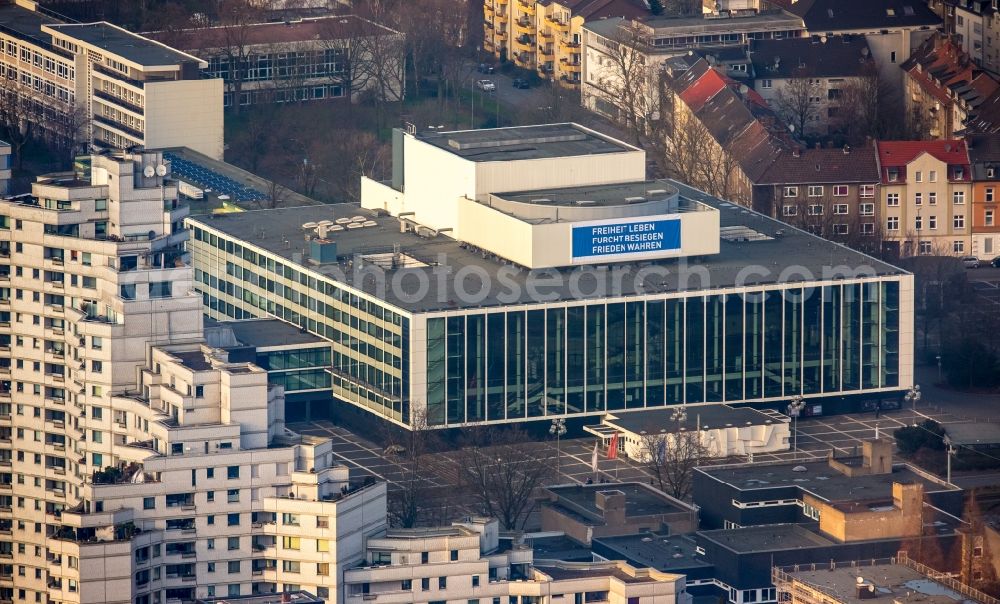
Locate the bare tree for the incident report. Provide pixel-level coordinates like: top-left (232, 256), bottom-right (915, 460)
top-left (772, 73), bottom-right (821, 138)
top-left (258, 178), bottom-right (288, 209)
top-left (383, 410), bottom-right (442, 528)
top-left (0, 76), bottom-right (46, 170)
top-left (318, 20), bottom-right (373, 104)
top-left (637, 431), bottom-right (708, 501)
top-left (458, 427), bottom-right (552, 530)
top-left (355, 13), bottom-right (406, 130)
top-left (590, 21), bottom-right (660, 146)
top-left (46, 102), bottom-right (89, 164)
top-left (216, 0), bottom-right (269, 115)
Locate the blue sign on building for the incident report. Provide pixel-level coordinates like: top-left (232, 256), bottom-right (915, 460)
top-left (571, 218), bottom-right (681, 261)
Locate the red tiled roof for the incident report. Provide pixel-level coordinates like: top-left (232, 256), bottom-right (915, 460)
top-left (757, 146), bottom-right (880, 185)
top-left (876, 140), bottom-right (970, 167)
top-left (678, 69), bottom-right (728, 113)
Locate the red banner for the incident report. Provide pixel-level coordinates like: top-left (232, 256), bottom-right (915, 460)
top-left (608, 432), bottom-right (619, 460)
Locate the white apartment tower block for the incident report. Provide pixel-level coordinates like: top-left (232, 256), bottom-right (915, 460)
top-left (0, 151), bottom-right (387, 604)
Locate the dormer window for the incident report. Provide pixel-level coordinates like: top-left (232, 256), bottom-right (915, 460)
top-left (955, 167), bottom-right (965, 180)
top-left (888, 168), bottom-right (899, 182)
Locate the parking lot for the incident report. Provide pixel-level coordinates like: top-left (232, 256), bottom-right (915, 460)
top-left (289, 402), bottom-right (975, 503)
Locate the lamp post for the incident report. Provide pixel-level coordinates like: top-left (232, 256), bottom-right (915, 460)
top-left (904, 384), bottom-right (921, 426)
top-left (670, 405), bottom-right (688, 430)
top-left (944, 434), bottom-right (957, 485)
top-left (550, 418), bottom-right (567, 478)
top-left (936, 355), bottom-right (943, 382)
top-left (787, 395), bottom-right (805, 458)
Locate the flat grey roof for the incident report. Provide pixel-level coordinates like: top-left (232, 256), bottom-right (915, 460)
top-left (594, 533), bottom-right (712, 572)
top-left (943, 422), bottom-right (1000, 447)
top-left (188, 181), bottom-right (906, 314)
top-left (217, 318), bottom-right (327, 349)
top-left (782, 564), bottom-right (974, 604)
top-left (584, 12), bottom-right (804, 40)
top-left (547, 482), bottom-right (691, 519)
top-left (495, 181), bottom-right (682, 208)
top-left (417, 123), bottom-right (637, 162)
top-left (0, 2), bottom-right (62, 47)
top-left (699, 523), bottom-right (835, 553)
top-left (45, 22), bottom-right (199, 66)
top-left (605, 404), bottom-right (782, 435)
top-left (698, 459), bottom-right (957, 502)
top-left (528, 534), bottom-right (595, 562)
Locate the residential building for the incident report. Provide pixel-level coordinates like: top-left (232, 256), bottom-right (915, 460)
top-left (45, 341), bottom-right (387, 603)
top-left (342, 517), bottom-right (692, 604)
top-left (876, 140), bottom-right (974, 257)
top-left (784, 0), bottom-right (941, 94)
top-left (901, 33), bottom-right (1000, 139)
top-left (186, 123), bottom-right (915, 432)
top-left (772, 556), bottom-right (998, 604)
top-left (582, 11), bottom-right (806, 118)
top-left (0, 149), bottom-right (388, 604)
top-left (692, 439), bottom-right (963, 530)
top-left (584, 404), bottom-right (790, 460)
top-left (539, 483), bottom-right (699, 544)
top-left (755, 146), bottom-right (883, 252)
top-left (485, 0), bottom-right (649, 87)
top-left (147, 16), bottom-right (404, 108)
top-left (967, 133), bottom-right (1000, 259)
top-left (689, 440), bottom-right (966, 604)
top-left (0, 0), bottom-right (223, 158)
top-left (749, 35), bottom-right (875, 137)
top-left (0, 140), bottom-right (9, 197)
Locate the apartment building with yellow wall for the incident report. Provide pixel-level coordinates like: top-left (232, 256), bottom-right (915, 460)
top-left (877, 140), bottom-right (974, 258)
top-left (484, 0), bottom-right (648, 87)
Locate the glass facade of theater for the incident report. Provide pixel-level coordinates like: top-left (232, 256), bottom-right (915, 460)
top-left (422, 282), bottom-right (901, 426)
top-left (187, 224), bottom-right (410, 423)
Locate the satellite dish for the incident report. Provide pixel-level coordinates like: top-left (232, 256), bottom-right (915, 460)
top-left (143, 165), bottom-right (155, 178)
top-left (155, 164), bottom-right (167, 176)
top-left (857, 577), bottom-right (865, 585)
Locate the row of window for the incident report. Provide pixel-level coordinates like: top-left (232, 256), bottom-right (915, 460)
top-left (2, 38), bottom-right (75, 80)
top-left (783, 184), bottom-right (874, 198)
top-left (886, 191), bottom-right (966, 205)
top-left (783, 203), bottom-right (875, 216)
top-left (885, 215), bottom-right (966, 230)
top-left (887, 166), bottom-right (965, 182)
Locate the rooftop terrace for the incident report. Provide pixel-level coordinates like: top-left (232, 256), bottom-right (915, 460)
top-left (188, 181), bottom-right (906, 314)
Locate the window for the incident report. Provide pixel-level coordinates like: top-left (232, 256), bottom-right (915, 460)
top-left (227, 466), bottom-right (239, 479)
top-left (956, 167), bottom-right (965, 180)
top-left (227, 513), bottom-right (239, 526)
top-left (808, 204), bottom-right (823, 215)
top-left (421, 552), bottom-right (429, 564)
top-left (282, 536), bottom-right (300, 550)
top-left (954, 191), bottom-right (966, 204)
top-left (860, 203), bottom-right (875, 216)
top-left (228, 561), bottom-right (240, 574)
top-left (227, 489), bottom-right (239, 503)
top-left (783, 186), bottom-right (798, 197)
top-left (451, 550), bottom-right (459, 561)
top-left (890, 51), bottom-right (897, 63)
top-left (834, 204), bottom-right (849, 215)
top-left (832, 185), bottom-right (848, 196)
top-left (915, 216), bottom-right (922, 230)
top-left (929, 216), bottom-right (937, 229)
top-left (929, 191), bottom-right (937, 205)
top-left (988, 168), bottom-right (996, 179)
top-left (861, 223), bottom-right (875, 235)
top-left (402, 579), bottom-right (412, 590)
top-left (954, 240), bottom-right (966, 252)
top-left (987, 210), bottom-right (995, 226)
top-left (887, 217), bottom-right (900, 231)
top-left (421, 578), bottom-right (430, 591)
top-left (929, 170), bottom-right (938, 182)
top-left (143, 497), bottom-right (155, 510)
top-left (833, 224), bottom-right (849, 235)
top-left (860, 184), bottom-right (875, 198)
top-left (473, 576), bottom-right (481, 587)
top-left (888, 168), bottom-right (899, 182)
top-left (439, 577), bottom-right (447, 589)
top-left (782, 205), bottom-right (798, 216)
top-left (887, 192), bottom-right (900, 206)
top-left (317, 563), bottom-right (330, 576)
top-left (988, 188), bottom-right (996, 203)
top-left (915, 193), bottom-right (922, 205)
top-left (761, 79), bottom-right (772, 88)
top-left (195, 385), bottom-right (204, 398)
top-left (955, 215), bottom-right (966, 229)
top-left (207, 468), bottom-right (214, 479)
top-left (282, 513), bottom-right (299, 526)
top-left (915, 171), bottom-right (922, 183)
top-left (228, 537), bottom-right (239, 550)
top-left (974, 546), bottom-right (984, 557)
top-left (808, 185), bottom-right (823, 197)
top-left (282, 560), bottom-right (300, 573)
top-left (317, 539), bottom-right (329, 552)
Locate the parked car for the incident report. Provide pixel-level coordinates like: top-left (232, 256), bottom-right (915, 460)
top-left (476, 79), bottom-right (496, 91)
top-left (961, 256), bottom-right (981, 268)
top-left (512, 78), bottom-right (530, 89)
top-left (991, 256), bottom-right (1000, 268)
top-left (477, 63), bottom-right (495, 74)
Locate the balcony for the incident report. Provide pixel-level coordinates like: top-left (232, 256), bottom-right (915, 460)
top-left (514, 17), bottom-right (533, 33)
top-left (92, 90), bottom-right (144, 115)
top-left (93, 115), bottom-right (144, 142)
top-left (518, 0), bottom-right (535, 14)
top-left (559, 38), bottom-right (580, 50)
top-left (546, 15), bottom-right (569, 30)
